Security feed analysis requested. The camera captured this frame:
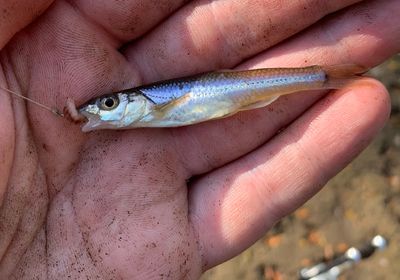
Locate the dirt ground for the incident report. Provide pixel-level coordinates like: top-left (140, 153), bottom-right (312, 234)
top-left (202, 55), bottom-right (400, 280)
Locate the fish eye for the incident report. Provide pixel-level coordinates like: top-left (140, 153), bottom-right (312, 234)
top-left (99, 96), bottom-right (119, 110)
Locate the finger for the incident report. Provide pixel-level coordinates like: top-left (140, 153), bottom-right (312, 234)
top-left (70, 0), bottom-right (187, 44)
top-left (173, 0), bottom-right (400, 176)
top-left (190, 78), bottom-right (390, 268)
top-left (125, 0), bottom-right (361, 82)
top-left (247, 0), bottom-right (400, 67)
top-left (0, 0), bottom-right (54, 49)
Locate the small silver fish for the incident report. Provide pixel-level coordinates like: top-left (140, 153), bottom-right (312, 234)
top-left (76, 65), bottom-right (365, 132)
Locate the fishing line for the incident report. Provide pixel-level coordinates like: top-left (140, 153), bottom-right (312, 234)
top-left (0, 86), bottom-right (64, 117)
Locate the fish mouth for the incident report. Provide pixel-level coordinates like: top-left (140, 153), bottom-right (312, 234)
top-left (80, 110), bottom-right (123, 132)
top-left (81, 118), bottom-right (104, 132)
top-left (79, 110), bottom-right (103, 132)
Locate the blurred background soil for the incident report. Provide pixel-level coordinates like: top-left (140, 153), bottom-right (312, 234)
top-left (202, 54), bottom-right (400, 280)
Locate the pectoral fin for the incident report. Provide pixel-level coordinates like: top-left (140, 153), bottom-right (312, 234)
top-left (155, 92), bottom-right (191, 111)
top-left (149, 92), bottom-right (193, 120)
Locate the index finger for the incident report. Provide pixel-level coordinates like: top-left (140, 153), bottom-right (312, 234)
top-left (0, 0), bottom-right (54, 49)
top-left (125, 0), bottom-right (362, 82)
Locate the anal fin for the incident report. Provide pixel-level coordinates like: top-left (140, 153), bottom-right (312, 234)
top-left (239, 96), bottom-right (279, 111)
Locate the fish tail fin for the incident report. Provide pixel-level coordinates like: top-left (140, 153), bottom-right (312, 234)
top-left (322, 64), bottom-right (369, 89)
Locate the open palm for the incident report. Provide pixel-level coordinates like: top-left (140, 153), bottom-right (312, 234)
top-left (0, 0), bottom-right (398, 278)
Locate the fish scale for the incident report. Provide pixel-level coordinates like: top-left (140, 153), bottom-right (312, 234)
top-left (77, 65), bottom-right (366, 131)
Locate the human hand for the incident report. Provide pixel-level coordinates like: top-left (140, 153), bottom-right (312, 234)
top-left (0, 0), bottom-right (398, 278)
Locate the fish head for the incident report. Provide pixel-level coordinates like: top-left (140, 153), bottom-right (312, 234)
top-left (78, 92), bottom-right (151, 132)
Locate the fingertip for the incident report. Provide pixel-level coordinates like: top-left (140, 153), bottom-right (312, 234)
top-left (336, 77), bottom-right (391, 129)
